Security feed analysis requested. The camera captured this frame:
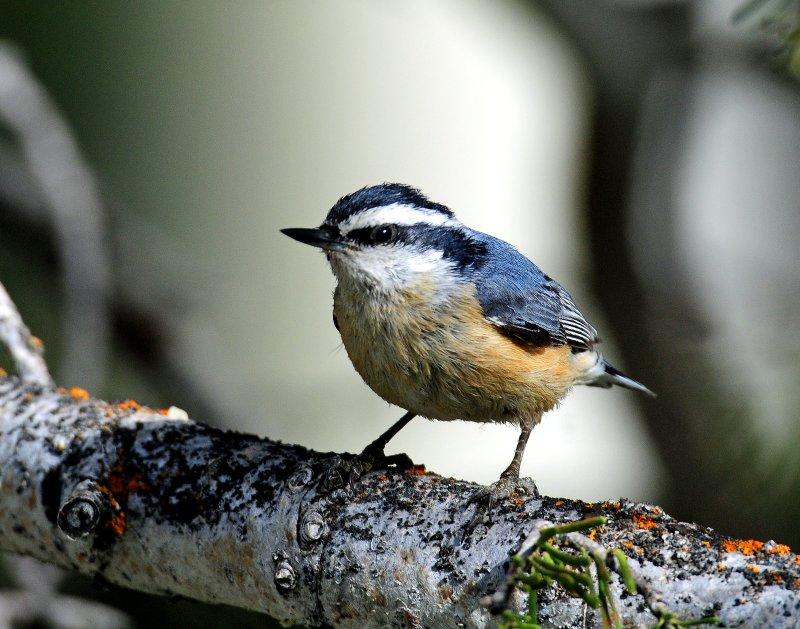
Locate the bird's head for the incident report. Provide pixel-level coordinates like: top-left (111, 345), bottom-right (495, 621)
top-left (282, 184), bottom-right (486, 293)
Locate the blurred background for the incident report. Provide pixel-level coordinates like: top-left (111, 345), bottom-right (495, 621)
top-left (0, 1), bottom-right (798, 627)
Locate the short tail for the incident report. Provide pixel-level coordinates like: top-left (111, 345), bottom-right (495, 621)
top-left (588, 361), bottom-right (656, 397)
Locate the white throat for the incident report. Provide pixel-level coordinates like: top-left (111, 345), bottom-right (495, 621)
top-left (329, 245), bottom-right (460, 301)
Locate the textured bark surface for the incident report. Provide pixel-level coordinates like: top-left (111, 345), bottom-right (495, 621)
top-left (1, 376), bottom-right (799, 627)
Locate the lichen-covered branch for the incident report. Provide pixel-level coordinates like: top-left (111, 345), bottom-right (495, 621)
top-left (0, 282), bottom-right (52, 386)
top-left (0, 377), bottom-right (799, 627)
top-left (0, 273), bottom-right (795, 628)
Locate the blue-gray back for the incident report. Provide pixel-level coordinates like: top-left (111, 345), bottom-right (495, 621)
top-left (466, 229), bottom-right (599, 350)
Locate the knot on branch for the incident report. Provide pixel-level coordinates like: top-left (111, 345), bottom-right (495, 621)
top-left (274, 557), bottom-right (296, 592)
top-left (299, 508), bottom-right (327, 548)
top-left (57, 479), bottom-right (110, 539)
top-left (286, 464), bottom-right (314, 491)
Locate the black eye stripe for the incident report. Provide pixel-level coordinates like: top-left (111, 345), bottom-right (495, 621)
top-left (347, 225), bottom-right (404, 245)
top-left (346, 227), bottom-right (374, 244)
top-left (340, 224), bottom-right (486, 269)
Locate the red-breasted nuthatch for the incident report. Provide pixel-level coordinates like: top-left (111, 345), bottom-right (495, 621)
top-left (282, 184), bottom-right (652, 499)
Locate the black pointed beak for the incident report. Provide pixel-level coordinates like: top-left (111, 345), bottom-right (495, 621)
top-left (280, 227), bottom-right (347, 251)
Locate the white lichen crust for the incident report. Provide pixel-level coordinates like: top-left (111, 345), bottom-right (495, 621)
top-left (0, 376), bottom-right (798, 628)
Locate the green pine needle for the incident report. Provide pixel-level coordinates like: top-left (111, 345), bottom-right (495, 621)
top-left (497, 517), bottom-right (721, 629)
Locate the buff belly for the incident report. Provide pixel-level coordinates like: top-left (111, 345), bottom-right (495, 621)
top-left (333, 281), bottom-right (578, 423)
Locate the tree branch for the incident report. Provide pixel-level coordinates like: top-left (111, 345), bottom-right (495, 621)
top-left (0, 375), bottom-right (799, 627)
top-left (0, 42), bottom-right (111, 389)
top-left (0, 281), bottom-right (52, 386)
top-left (1, 281), bottom-right (799, 627)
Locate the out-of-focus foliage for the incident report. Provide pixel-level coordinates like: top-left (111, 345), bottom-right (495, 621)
top-left (735, 0), bottom-right (800, 75)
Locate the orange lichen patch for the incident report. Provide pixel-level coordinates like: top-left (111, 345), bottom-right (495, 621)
top-left (93, 488), bottom-right (127, 536)
top-left (116, 399), bottom-right (141, 411)
top-left (157, 407), bottom-right (170, 415)
top-left (622, 540), bottom-right (634, 549)
top-left (405, 464), bottom-right (426, 476)
top-left (722, 539), bottom-right (764, 556)
top-left (554, 499), bottom-right (565, 507)
top-left (794, 578), bottom-right (800, 587)
top-left (98, 456), bottom-right (152, 538)
top-left (746, 564), bottom-right (761, 574)
top-left (108, 508), bottom-right (127, 536)
top-left (767, 544), bottom-right (792, 555)
top-left (0, 367), bottom-right (6, 377)
top-left (701, 541), bottom-right (711, 548)
top-left (105, 462), bottom-right (148, 504)
top-left (29, 336), bottom-right (44, 348)
top-left (602, 500), bottom-right (621, 510)
top-left (106, 465), bottom-right (149, 496)
top-left (588, 527), bottom-right (603, 541)
top-left (718, 563), bottom-right (727, 572)
top-left (633, 513), bottom-right (658, 530)
top-left (511, 494), bottom-right (524, 506)
top-left (68, 386), bottom-right (90, 400)
top-left (772, 573), bottom-right (783, 583)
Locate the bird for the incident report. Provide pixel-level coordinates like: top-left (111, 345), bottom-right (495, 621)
top-left (282, 183), bottom-right (653, 501)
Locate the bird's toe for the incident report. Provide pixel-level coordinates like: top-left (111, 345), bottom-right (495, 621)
top-left (469, 475), bottom-right (539, 509)
top-left (319, 448), bottom-right (415, 494)
top-left (464, 476), bottom-right (539, 537)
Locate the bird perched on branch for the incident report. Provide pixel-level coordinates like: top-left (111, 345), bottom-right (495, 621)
top-left (282, 184), bottom-right (652, 502)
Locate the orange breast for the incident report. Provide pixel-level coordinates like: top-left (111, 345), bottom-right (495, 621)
top-left (334, 280), bottom-right (579, 422)
top-left (441, 294), bottom-right (576, 414)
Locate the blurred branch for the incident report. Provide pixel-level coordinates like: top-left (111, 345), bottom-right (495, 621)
top-left (0, 138), bottom-right (47, 218)
top-left (0, 42), bottom-right (111, 389)
top-left (0, 281), bottom-right (52, 386)
top-left (0, 555), bottom-right (130, 629)
top-left (0, 282), bottom-right (799, 627)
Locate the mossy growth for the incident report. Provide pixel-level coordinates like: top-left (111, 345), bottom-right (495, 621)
top-left (497, 516), bottom-right (721, 629)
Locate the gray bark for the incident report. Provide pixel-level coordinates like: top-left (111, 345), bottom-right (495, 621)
top-left (1, 375), bottom-right (799, 628)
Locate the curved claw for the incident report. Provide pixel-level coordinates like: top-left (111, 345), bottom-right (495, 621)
top-left (319, 448), bottom-right (416, 494)
top-left (464, 476), bottom-right (539, 536)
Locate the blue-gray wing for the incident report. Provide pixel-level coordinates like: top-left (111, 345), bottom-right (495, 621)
top-left (471, 235), bottom-right (599, 350)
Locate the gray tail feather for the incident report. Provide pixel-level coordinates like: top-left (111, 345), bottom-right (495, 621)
top-left (590, 362), bottom-right (656, 397)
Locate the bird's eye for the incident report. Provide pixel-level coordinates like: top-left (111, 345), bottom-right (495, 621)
top-left (370, 225), bottom-right (397, 244)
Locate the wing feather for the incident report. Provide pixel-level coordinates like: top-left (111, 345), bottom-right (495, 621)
top-left (471, 233), bottom-right (599, 351)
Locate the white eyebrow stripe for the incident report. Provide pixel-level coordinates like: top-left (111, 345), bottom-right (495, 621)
top-left (338, 203), bottom-right (459, 233)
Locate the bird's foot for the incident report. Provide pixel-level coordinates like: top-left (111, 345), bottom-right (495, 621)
top-left (319, 446), bottom-right (414, 494)
top-left (469, 475), bottom-right (539, 509)
top-left (464, 475), bottom-right (539, 536)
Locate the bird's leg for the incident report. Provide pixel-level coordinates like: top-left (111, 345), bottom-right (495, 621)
top-left (321, 411), bottom-right (417, 493)
top-left (499, 416), bottom-right (534, 480)
top-left (361, 410), bottom-right (416, 465)
top-left (468, 413), bottom-right (541, 516)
